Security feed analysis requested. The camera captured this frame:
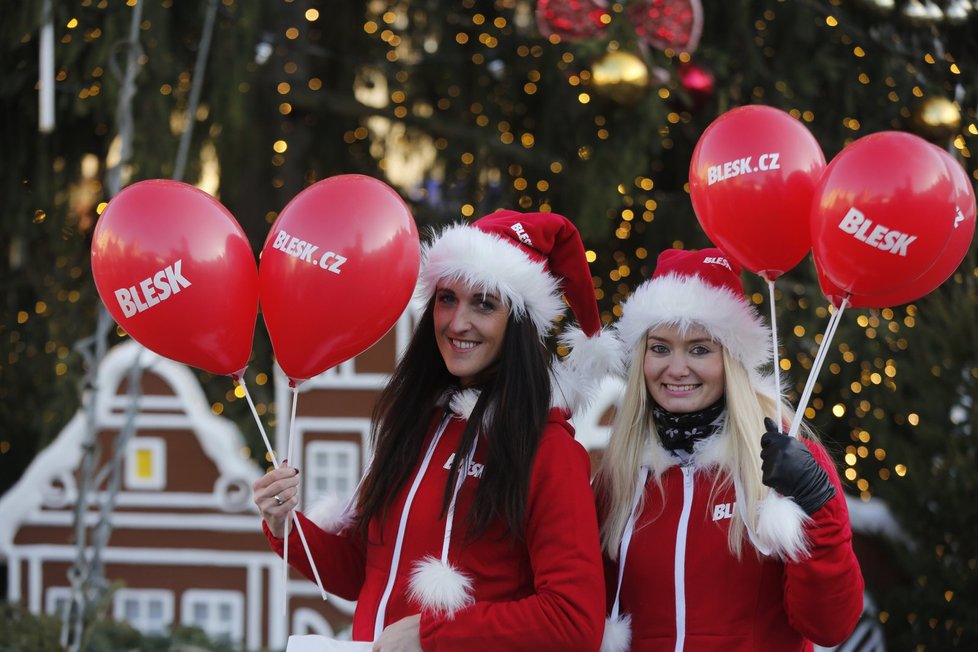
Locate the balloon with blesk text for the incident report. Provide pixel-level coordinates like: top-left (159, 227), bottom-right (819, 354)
top-left (689, 105), bottom-right (826, 280)
top-left (91, 179), bottom-right (259, 377)
top-left (810, 131), bottom-right (960, 299)
top-left (259, 174), bottom-right (421, 384)
top-left (816, 144), bottom-right (976, 308)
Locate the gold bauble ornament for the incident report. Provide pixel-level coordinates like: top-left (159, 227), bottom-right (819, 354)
top-left (589, 51), bottom-right (650, 105)
top-left (910, 96), bottom-right (962, 142)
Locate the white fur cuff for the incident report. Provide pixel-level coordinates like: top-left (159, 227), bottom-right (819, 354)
top-left (407, 556), bottom-right (475, 619)
top-left (600, 614), bottom-right (632, 652)
top-left (305, 494), bottom-right (354, 535)
top-left (755, 491), bottom-right (811, 561)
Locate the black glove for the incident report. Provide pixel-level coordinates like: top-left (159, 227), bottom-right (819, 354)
top-left (760, 417), bottom-right (836, 516)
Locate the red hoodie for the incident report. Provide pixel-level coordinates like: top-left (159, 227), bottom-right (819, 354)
top-left (265, 407), bottom-right (605, 651)
top-left (602, 436), bottom-right (864, 651)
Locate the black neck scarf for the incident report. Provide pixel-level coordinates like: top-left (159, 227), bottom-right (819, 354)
top-left (652, 397), bottom-right (726, 454)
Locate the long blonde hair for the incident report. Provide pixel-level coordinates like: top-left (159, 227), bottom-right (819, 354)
top-left (594, 331), bottom-right (811, 559)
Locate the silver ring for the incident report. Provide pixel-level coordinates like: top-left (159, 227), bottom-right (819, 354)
top-left (273, 494), bottom-right (284, 506)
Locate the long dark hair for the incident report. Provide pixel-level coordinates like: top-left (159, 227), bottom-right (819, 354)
top-left (353, 298), bottom-right (552, 541)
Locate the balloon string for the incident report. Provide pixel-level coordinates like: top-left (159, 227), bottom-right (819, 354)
top-left (281, 385), bottom-right (329, 615)
top-left (237, 377), bottom-right (279, 467)
top-left (788, 296), bottom-right (849, 438)
top-left (767, 280), bottom-right (782, 429)
top-left (282, 388), bottom-right (296, 613)
top-left (236, 377), bottom-right (328, 623)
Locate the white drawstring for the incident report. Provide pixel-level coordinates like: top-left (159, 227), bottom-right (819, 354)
top-left (373, 414), bottom-right (452, 640)
top-left (610, 465), bottom-right (650, 620)
top-left (440, 436), bottom-right (479, 564)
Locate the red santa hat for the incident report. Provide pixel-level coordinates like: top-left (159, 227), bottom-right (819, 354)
top-left (420, 209), bottom-right (620, 413)
top-left (615, 247), bottom-right (770, 374)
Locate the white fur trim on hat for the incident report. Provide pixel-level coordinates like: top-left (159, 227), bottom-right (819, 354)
top-left (407, 555), bottom-right (475, 618)
top-left (419, 224), bottom-right (565, 335)
top-left (615, 273), bottom-right (771, 373)
top-left (305, 493), bottom-right (355, 535)
top-left (600, 614), bottom-right (632, 652)
top-left (552, 326), bottom-right (624, 414)
top-left (755, 491), bottom-right (811, 561)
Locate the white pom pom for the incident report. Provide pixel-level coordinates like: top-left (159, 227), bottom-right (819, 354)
top-left (305, 493), bottom-right (354, 534)
top-left (553, 327), bottom-right (623, 413)
top-left (756, 492), bottom-right (811, 561)
top-left (448, 389), bottom-right (480, 421)
top-left (600, 614), bottom-right (632, 652)
top-left (407, 555), bottom-right (474, 619)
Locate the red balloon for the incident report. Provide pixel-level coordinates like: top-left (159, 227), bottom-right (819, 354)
top-left (811, 132), bottom-right (959, 298)
top-left (815, 147), bottom-right (976, 308)
top-left (689, 105), bottom-right (825, 280)
top-left (91, 180), bottom-right (259, 376)
top-left (812, 255), bottom-right (848, 309)
top-left (259, 175), bottom-right (420, 383)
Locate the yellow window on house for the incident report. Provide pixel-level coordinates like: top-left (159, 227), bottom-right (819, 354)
top-left (125, 437), bottom-right (166, 490)
top-left (135, 447), bottom-right (154, 479)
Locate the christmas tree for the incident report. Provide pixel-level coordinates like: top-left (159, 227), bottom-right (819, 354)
top-left (2, 0), bottom-right (976, 647)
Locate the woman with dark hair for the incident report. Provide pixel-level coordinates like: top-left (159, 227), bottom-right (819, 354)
top-left (254, 210), bottom-right (617, 651)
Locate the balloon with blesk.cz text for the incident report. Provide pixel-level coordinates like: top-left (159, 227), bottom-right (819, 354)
top-left (810, 131), bottom-right (961, 300)
top-left (259, 174), bottom-right (421, 384)
top-left (91, 179), bottom-right (259, 377)
top-left (816, 143), bottom-right (976, 309)
top-left (689, 105), bottom-right (826, 281)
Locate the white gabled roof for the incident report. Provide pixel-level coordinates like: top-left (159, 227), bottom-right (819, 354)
top-left (0, 341), bottom-right (262, 554)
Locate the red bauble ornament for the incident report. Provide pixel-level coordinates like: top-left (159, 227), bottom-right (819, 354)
top-left (628, 0), bottom-right (704, 53)
top-left (536, 0), bottom-right (609, 41)
top-left (677, 61), bottom-right (714, 109)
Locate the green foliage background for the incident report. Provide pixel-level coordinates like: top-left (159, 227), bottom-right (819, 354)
top-left (1, 0), bottom-right (976, 648)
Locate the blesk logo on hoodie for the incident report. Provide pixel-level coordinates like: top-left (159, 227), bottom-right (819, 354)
top-left (443, 454), bottom-right (484, 478)
top-left (712, 502), bottom-right (735, 521)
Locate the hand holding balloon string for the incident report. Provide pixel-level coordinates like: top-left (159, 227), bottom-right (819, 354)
top-left (760, 418), bottom-right (835, 516)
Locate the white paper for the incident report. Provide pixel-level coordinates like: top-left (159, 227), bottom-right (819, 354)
top-left (286, 635), bottom-right (373, 652)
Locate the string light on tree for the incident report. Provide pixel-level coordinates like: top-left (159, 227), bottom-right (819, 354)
top-left (854, 0), bottom-right (895, 15)
top-left (900, 0), bottom-right (943, 25)
top-left (943, 0), bottom-right (973, 24)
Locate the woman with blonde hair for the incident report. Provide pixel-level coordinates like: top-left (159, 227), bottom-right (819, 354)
top-left (594, 247), bottom-right (864, 652)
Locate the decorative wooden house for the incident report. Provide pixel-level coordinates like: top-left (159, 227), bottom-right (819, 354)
top-left (0, 304), bottom-right (415, 649)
